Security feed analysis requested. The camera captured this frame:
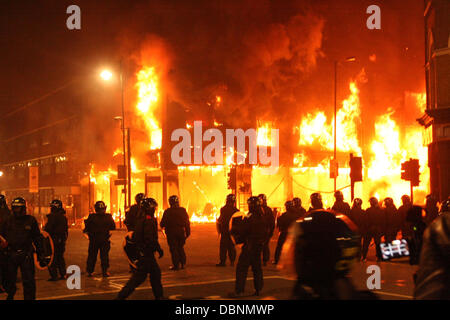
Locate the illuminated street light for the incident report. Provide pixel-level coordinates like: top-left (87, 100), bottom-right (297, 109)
top-left (100, 69), bottom-right (113, 81)
top-left (0, 171), bottom-right (3, 177)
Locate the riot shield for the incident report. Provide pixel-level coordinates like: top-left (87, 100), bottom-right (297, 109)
top-left (34, 231), bottom-right (54, 270)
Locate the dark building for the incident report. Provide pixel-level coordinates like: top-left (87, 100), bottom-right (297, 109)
top-left (0, 81), bottom-right (122, 226)
top-left (421, 0), bottom-right (450, 201)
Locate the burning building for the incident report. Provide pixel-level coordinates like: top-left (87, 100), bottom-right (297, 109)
top-left (0, 0), bottom-right (431, 225)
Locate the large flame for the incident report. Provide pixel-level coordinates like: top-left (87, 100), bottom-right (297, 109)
top-left (135, 66), bottom-right (162, 150)
top-left (298, 81), bottom-right (361, 154)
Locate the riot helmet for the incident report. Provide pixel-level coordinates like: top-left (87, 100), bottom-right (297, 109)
top-left (50, 199), bottom-right (63, 213)
top-left (285, 200), bottom-right (294, 211)
top-left (401, 195), bottom-right (411, 206)
top-left (352, 198), bottom-right (362, 209)
top-left (292, 197), bottom-right (302, 208)
top-left (141, 197), bottom-right (158, 217)
top-left (0, 194), bottom-right (7, 208)
top-left (11, 197), bottom-right (26, 217)
top-left (135, 193), bottom-right (145, 205)
top-left (226, 194), bottom-right (236, 205)
top-left (334, 190), bottom-right (344, 202)
top-left (383, 197), bottom-right (394, 207)
top-left (310, 193), bottom-right (323, 210)
top-left (169, 195), bottom-right (179, 208)
top-left (293, 210), bottom-right (359, 288)
top-left (440, 199), bottom-right (450, 214)
top-left (258, 194), bottom-right (267, 207)
top-left (369, 197), bottom-right (379, 208)
top-left (94, 201), bottom-right (107, 214)
top-left (247, 196), bottom-right (261, 213)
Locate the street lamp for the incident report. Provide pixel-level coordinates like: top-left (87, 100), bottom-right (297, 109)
top-left (333, 56), bottom-right (356, 192)
top-left (100, 62), bottom-right (130, 214)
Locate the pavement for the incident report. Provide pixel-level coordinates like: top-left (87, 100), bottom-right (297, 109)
top-left (0, 224), bottom-right (417, 300)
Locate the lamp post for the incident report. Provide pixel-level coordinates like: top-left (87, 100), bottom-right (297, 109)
top-left (334, 57), bottom-right (356, 192)
top-left (101, 61), bottom-right (129, 215)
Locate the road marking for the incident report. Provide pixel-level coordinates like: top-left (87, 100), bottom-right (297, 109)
top-left (375, 291), bottom-right (413, 299)
top-left (37, 275), bottom-right (291, 300)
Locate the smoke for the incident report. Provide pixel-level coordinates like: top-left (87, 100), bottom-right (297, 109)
top-left (115, 0), bottom-right (325, 130)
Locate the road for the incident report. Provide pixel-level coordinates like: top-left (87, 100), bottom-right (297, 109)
top-left (0, 224), bottom-right (417, 300)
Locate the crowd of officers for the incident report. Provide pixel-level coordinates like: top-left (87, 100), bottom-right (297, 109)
top-left (0, 188), bottom-right (449, 300)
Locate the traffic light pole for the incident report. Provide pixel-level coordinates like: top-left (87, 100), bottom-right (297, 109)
top-left (410, 182), bottom-right (414, 204)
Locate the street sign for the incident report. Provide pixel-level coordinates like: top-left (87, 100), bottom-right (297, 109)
top-left (29, 166), bottom-right (39, 193)
top-left (146, 176), bottom-right (161, 183)
top-left (114, 179), bottom-right (127, 186)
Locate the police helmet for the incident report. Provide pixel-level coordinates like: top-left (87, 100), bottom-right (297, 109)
top-left (293, 210), bottom-right (359, 287)
top-left (247, 196), bottom-right (261, 212)
top-left (226, 194), bottom-right (236, 205)
top-left (383, 197), bottom-right (394, 207)
top-left (352, 198), bottom-right (362, 208)
top-left (135, 193), bottom-right (145, 205)
top-left (285, 200), bottom-right (294, 211)
top-left (369, 197), bottom-right (379, 207)
top-left (258, 194), bottom-right (267, 206)
top-left (0, 194), bottom-right (6, 207)
top-left (310, 193), bottom-right (323, 209)
top-left (292, 197), bottom-right (302, 208)
top-left (440, 199), bottom-right (450, 213)
top-left (94, 201), bottom-right (107, 213)
top-left (334, 191), bottom-right (344, 201)
top-left (50, 199), bottom-right (63, 209)
top-left (141, 197), bottom-right (158, 216)
top-left (169, 195), bottom-right (179, 208)
top-left (11, 197), bottom-right (26, 216)
top-left (401, 195), bottom-right (411, 205)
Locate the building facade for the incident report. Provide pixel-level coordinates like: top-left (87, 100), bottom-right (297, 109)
top-left (423, 0), bottom-right (450, 201)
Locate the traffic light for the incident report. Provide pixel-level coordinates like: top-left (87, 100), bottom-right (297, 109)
top-left (409, 159), bottom-right (420, 186)
top-left (227, 166), bottom-right (236, 190)
top-left (349, 154), bottom-right (363, 182)
top-left (401, 161), bottom-right (410, 180)
top-left (401, 159), bottom-right (420, 186)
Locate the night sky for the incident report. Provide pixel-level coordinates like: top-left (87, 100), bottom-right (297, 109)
top-left (0, 0), bottom-right (425, 153)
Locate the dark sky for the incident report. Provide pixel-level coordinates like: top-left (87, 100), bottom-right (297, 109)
top-left (0, 0), bottom-right (425, 146)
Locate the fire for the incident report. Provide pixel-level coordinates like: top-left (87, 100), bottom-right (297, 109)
top-left (257, 121), bottom-right (275, 147)
top-left (135, 66), bottom-right (162, 150)
top-left (298, 81), bottom-right (361, 154)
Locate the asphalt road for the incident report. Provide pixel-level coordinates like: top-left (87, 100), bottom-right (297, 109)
top-left (0, 224), bottom-right (417, 300)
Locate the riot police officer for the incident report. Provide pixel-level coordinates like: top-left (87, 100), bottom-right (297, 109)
top-left (230, 196), bottom-right (269, 297)
top-left (160, 195), bottom-right (190, 270)
top-left (424, 194), bottom-right (439, 226)
top-left (292, 197), bottom-right (307, 219)
top-left (406, 205), bottom-right (427, 265)
top-left (273, 200), bottom-right (298, 265)
top-left (308, 193), bottom-right (324, 212)
top-left (414, 199), bottom-right (450, 299)
top-left (0, 197), bottom-right (46, 300)
top-left (0, 194), bottom-right (11, 293)
top-left (258, 194), bottom-right (275, 266)
top-left (84, 201), bottom-right (116, 277)
top-left (45, 199), bottom-right (68, 281)
top-left (216, 194), bottom-right (239, 267)
top-left (398, 195), bottom-right (412, 238)
top-left (124, 193), bottom-right (145, 232)
top-left (361, 197), bottom-right (384, 261)
top-left (383, 197), bottom-right (399, 243)
top-left (332, 191), bottom-right (351, 215)
top-left (291, 209), bottom-right (376, 299)
top-left (117, 198), bottom-right (164, 300)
